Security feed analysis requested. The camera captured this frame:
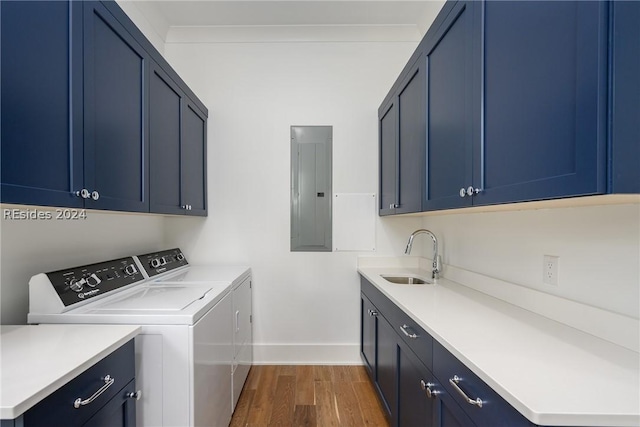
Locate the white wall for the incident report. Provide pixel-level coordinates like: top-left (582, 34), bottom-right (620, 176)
top-left (163, 40), bottom-right (422, 363)
top-left (0, 209), bottom-right (165, 324)
top-left (417, 203), bottom-right (640, 319)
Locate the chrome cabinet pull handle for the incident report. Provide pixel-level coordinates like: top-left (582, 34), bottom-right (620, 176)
top-left (449, 375), bottom-right (483, 408)
top-left (74, 375), bottom-right (115, 409)
top-left (399, 324), bottom-right (418, 339)
top-left (368, 309), bottom-right (378, 317)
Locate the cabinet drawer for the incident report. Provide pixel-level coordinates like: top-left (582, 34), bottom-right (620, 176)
top-left (433, 341), bottom-right (534, 427)
top-left (23, 340), bottom-right (135, 427)
top-left (361, 276), bottom-right (433, 368)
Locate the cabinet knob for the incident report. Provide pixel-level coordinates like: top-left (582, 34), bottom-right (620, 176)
top-left (368, 309), bottom-right (378, 317)
top-left (127, 390), bottom-right (142, 401)
top-left (466, 186), bottom-right (481, 196)
top-left (389, 203), bottom-right (399, 209)
top-left (91, 190), bottom-right (100, 201)
top-left (76, 188), bottom-right (90, 199)
top-left (459, 188), bottom-right (466, 198)
top-left (420, 379), bottom-right (437, 399)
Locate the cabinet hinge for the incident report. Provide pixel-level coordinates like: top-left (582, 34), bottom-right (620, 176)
top-left (249, 281), bottom-right (252, 289)
top-left (250, 315), bottom-right (252, 323)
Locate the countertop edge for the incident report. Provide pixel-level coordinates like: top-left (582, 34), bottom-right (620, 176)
top-left (1, 325), bottom-right (141, 420)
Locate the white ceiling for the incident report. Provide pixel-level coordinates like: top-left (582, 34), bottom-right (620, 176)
top-left (127, 0), bottom-right (446, 42)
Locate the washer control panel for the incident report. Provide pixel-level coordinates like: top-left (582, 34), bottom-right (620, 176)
top-left (46, 257), bottom-right (144, 306)
top-left (137, 248), bottom-right (188, 277)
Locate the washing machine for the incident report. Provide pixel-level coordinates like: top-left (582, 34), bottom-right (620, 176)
top-left (28, 249), bottom-right (252, 427)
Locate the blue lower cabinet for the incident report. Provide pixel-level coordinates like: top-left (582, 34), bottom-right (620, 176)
top-left (360, 276), bottom-right (538, 427)
top-left (2, 340), bottom-right (137, 427)
top-left (433, 339), bottom-right (535, 427)
top-left (397, 339), bottom-right (439, 426)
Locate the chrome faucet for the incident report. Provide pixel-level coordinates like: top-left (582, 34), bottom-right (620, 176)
top-left (405, 229), bottom-right (441, 280)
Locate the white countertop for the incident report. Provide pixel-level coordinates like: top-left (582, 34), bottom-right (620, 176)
top-left (0, 324), bottom-right (141, 419)
top-left (358, 265), bottom-right (640, 427)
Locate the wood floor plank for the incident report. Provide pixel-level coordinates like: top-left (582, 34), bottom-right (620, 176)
top-left (293, 405), bottom-right (317, 427)
top-left (331, 365), bottom-right (353, 382)
top-left (231, 365), bottom-right (389, 427)
top-left (352, 381), bottom-right (389, 426)
top-left (246, 365), bottom-right (262, 390)
top-left (247, 365), bottom-right (279, 424)
top-left (313, 365), bottom-right (334, 382)
top-left (278, 365), bottom-right (297, 376)
top-left (268, 375), bottom-right (296, 426)
top-left (295, 366), bottom-right (315, 405)
top-left (333, 381), bottom-right (366, 426)
top-left (229, 389), bottom-right (255, 427)
top-left (353, 365), bottom-right (371, 382)
top-left (314, 380), bottom-right (341, 427)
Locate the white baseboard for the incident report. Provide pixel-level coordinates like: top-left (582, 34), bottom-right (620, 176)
top-left (252, 343), bottom-right (362, 365)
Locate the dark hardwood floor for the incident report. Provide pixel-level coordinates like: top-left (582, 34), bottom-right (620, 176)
top-left (230, 365), bottom-right (390, 427)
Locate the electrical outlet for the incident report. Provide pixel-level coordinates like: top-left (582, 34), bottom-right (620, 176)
top-left (543, 255), bottom-right (559, 286)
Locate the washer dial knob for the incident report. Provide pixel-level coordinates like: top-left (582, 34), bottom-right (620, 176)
top-left (124, 264), bottom-right (138, 276)
top-left (86, 273), bottom-right (102, 287)
top-left (69, 278), bottom-right (84, 292)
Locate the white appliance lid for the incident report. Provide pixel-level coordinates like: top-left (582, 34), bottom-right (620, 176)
top-left (90, 285), bottom-right (212, 311)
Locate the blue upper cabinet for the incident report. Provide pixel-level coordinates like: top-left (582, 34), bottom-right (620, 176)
top-left (378, 54), bottom-right (426, 216)
top-left (149, 63), bottom-right (208, 216)
top-left (181, 101), bottom-right (208, 216)
top-left (475, 0), bottom-right (608, 206)
top-left (378, 0), bottom-right (636, 215)
top-left (0, 1), bottom-right (84, 208)
top-left (149, 63), bottom-right (184, 215)
top-left (1, 0), bottom-right (208, 215)
top-left (423, 1), bottom-right (479, 211)
top-left (609, 1), bottom-right (640, 194)
top-left (379, 99), bottom-right (397, 216)
top-left (83, 1), bottom-right (150, 213)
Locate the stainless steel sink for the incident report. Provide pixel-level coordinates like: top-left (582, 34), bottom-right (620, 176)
top-left (381, 275), bottom-right (432, 285)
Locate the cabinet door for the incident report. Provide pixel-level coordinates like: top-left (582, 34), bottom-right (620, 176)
top-left (0, 0), bottom-right (83, 208)
top-left (83, 1), bottom-right (149, 212)
top-left (379, 99), bottom-right (397, 216)
top-left (149, 62), bottom-right (184, 215)
top-left (377, 315), bottom-right (397, 422)
top-left (82, 380), bottom-right (136, 427)
top-left (181, 101), bottom-right (208, 216)
top-left (478, 0), bottom-right (608, 205)
top-left (396, 56), bottom-right (426, 214)
top-left (360, 294), bottom-right (377, 378)
top-left (233, 277), bottom-right (253, 358)
top-left (397, 340), bottom-right (437, 427)
top-left (609, 0), bottom-right (640, 193)
top-left (423, 1), bottom-right (478, 211)
top-left (435, 386), bottom-right (477, 427)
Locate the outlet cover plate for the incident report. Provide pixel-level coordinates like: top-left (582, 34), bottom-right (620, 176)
top-left (543, 255), bottom-right (559, 286)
